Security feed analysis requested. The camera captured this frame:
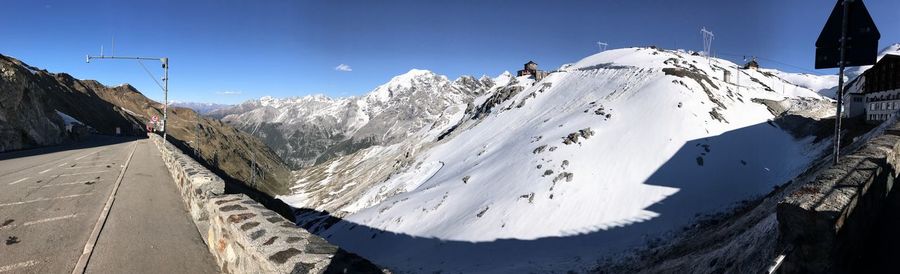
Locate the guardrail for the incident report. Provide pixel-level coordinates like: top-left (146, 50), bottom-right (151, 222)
top-left (775, 120), bottom-right (900, 273)
top-left (148, 134), bottom-right (382, 274)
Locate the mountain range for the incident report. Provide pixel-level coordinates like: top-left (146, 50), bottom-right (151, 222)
top-left (208, 69), bottom-right (494, 169)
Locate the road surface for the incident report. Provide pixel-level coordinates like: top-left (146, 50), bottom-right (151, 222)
top-left (0, 135), bottom-right (218, 274)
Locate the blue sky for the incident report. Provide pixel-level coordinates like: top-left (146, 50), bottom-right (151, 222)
top-left (2, 0), bottom-right (898, 104)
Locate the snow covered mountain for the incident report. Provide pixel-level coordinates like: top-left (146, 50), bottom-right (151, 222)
top-left (759, 69), bottom-right (839, 98)
top-left (278, 47), bottom-right (836, 272)
top-left (211, 69), bottom-right (493, 168)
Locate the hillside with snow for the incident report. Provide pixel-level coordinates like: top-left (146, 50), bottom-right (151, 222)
top-left (277, 47), bottom-right (837, 272)
top-left (759, 69), bottom-right (839, 98)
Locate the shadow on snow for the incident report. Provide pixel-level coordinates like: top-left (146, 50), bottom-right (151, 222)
top-left (264, 121), bottom-right (822, 273)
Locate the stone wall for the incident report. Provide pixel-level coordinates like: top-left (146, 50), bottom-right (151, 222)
top-left (776, 121), bottom-right (900, 273)
top-left (149, 134), bottom-right (382, 274)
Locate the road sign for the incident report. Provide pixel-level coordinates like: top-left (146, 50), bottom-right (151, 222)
top-left (151, 115), bottom-right (159, 122)
top-left (815, 0), bottom-right (880, 165)
top-left (815, 0), bottom-right (880, 69)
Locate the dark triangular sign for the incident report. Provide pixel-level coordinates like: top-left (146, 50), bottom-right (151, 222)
top-left (815, 0), bottom-right (880, 69)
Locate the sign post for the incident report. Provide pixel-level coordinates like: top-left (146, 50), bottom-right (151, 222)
top-left (815, 0), bottom-right (880, 164)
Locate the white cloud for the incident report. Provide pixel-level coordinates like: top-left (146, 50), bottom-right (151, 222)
top-left (334, 64), bottom-right (352, 72)
top-left (216, 91), bottom-right (242, 95)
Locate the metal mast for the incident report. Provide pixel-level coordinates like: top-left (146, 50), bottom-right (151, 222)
top-left (701, 27), bottom-right (715, 66)
top-left (86, 54), bottom-right (169, 140)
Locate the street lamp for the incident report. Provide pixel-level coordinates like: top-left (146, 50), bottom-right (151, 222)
top-left (86, 54), bottom-right (169, 140)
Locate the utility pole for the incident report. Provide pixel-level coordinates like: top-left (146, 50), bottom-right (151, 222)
top-left (86, 54), bottom-right (169, 140)
top-left (249, 121), bottom-right (263, 185)
top-left (814, 0), bottom-right (879, 165)
top-left (196, 112), bottom-right (201, 157)
top-left (832, 0), bottom-right (849, 164)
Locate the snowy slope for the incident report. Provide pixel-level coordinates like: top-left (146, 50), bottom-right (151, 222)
top-left (759, 69), bottom-right (839, 98)
top-left (55, 110), bottom-right (82, 126)
top-left (280, 47), bottom-right (834, 272)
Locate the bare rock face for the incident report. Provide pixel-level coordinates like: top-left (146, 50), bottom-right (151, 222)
top-left (0, 57), bottom-right (64, 151)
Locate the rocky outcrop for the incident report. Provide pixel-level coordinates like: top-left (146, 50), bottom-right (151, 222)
top-left (150, 134), bottom-right (382, 273)
top-left (562, 128), bottom-right (595, 145)
top-left (0, 55), bottom-right (65, 150)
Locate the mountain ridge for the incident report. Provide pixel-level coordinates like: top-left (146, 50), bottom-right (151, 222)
top-left (211, 68), bottom-right (495, 169)
top-left (0, 53), bottom-right (291, 195)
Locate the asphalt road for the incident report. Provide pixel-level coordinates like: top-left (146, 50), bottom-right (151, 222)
top-left (0, 135), bottom-right (218, 274)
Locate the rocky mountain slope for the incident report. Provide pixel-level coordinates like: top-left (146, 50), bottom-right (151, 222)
top-left (279, 47), bottom-right (837, 272)
top-left (0, 54), bottom-right (291, 195)
top-left (1, 54), bottom-right (143, 150)
top-left (209, 69), bottom-right (493, 169)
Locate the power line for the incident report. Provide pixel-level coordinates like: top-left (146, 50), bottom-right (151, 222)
top-left (717, 51), bottom-right (820, 74)
top-left (756, 56), bottom-right (821, 74)
top-left (137, 60), bottom-right (166, 91)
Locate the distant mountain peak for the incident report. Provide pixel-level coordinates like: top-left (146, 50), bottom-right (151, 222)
top-left (169, 101), bottom-right (233, 114)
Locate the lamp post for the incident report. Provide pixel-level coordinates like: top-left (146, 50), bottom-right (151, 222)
top-left (86, 55), bottom-right (169, 140)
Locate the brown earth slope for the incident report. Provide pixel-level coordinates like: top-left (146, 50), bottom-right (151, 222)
top-left (0, 53), bottom-right (291, 195)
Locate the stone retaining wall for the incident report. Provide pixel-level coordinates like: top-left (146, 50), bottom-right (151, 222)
top-left (149, 134), bottom-right (382, 274)
top-left (777, 122), bottom-right (900, 273)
